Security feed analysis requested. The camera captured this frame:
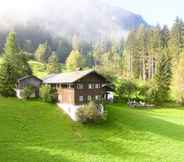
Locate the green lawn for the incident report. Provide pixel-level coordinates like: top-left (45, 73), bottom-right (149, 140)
top-left (1, 97), bottom-right (184, 162)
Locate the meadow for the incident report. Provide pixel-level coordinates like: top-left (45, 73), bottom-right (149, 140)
top-left (1, 97), bottom-right (184, 162)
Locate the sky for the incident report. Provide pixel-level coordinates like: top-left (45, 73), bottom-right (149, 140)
top-left (0, 0), bottom-right (182, 26)
top-left (104, 0), bottom-right (183, 26)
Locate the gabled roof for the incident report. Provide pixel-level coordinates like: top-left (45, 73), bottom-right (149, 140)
top-left (43, 69), bottom-right (107, 84)
top-left (17, 75), bottom-right (42, 82)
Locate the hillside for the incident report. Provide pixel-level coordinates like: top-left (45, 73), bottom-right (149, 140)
top-left (1, 97), bottom-right (184, 162)
top-left (0, 0), bottom-right (148, 53)
top-left (28, 60), bottom-right (49, 78)
top-left (0, 0), bottom-right (149, 64)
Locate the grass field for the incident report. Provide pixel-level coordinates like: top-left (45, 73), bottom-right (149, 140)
top-left (1, 97), bottom-right (184, 162)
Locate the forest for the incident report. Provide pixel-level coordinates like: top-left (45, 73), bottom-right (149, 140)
top-left (0, 17), bottom-right (184, 104)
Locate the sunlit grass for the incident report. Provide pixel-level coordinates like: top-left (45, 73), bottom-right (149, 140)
top-left (0, 97), bottom-right (184, 162)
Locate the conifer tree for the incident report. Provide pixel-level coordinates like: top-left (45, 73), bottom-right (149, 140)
top-left (93, 42), bottom-right (102, 66)
top-left (47, 52), bottom-right (61, 74)
top-left (160, 25), bottom-right (170, 49)
top-left (154, 51), bottom-right (172, 103)
top-left (35, 42), bottom-right (51, 63)
top-left (65, 50), bottom-right (84, 71)
top-left (0, 32), bottom-right (32, 96)
top-left (170, 17), bottom-right (184, 58)
top-left (56, 39), bottom-right (72, 63)
top-left (172, 53), bottom-right (184, 103)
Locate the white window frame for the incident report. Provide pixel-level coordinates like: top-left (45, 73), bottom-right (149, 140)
top-left (88, 83), bottom-right (94, 89)
top-left (77, 84), bottom-right (84, 89)
top-left (68, 84), bottom-right (72, 89)
top-left (95, 95), bottom-right (101, 100)
top-left (88, 84), bottom-right (92, 89)
top-left (56, 84), bottom-right (60, 89)
top-left (88, 95), bottom-right (92, 101)
top-left (95, 83), bottom-right (101, 89)
top-left (79, 96), bottom-right (84, 102)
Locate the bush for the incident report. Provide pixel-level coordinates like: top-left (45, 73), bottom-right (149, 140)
top-left (21, 85), bottom-right (35, 99)
top-left (76, 101), bottom-right (107, 123)
top-left (116, 80), bottom-right (138, 101)
top-left (40, 85), bottom-right (57, 103)
top-left (139, 82), bottom-right (162, 105)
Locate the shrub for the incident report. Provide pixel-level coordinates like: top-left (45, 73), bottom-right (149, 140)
top-left (21, 85), bottom-right (35, 99)
top-left (77, 101), bottom-right (107, 123)
top-left (40, 85), bottom-right (57, 103)
top-left (116, 80), bottom-right (138, 101)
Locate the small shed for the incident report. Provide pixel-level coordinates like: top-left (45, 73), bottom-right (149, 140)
top-left (15, 75), bottom-right (42, 99)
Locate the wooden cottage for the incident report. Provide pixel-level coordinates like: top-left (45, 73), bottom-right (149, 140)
top-left (15, 75), bottom-right (42, 99)
top-left (43, 69), bottom-right (113, 105)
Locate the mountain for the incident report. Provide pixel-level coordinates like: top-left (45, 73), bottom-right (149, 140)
top-left (0, 0), bottom-right (148, 42)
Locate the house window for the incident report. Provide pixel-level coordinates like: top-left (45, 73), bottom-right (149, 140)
top-left (95, 95), bottom-right (101, 100)
top-left (88, 96), bottom-right (92, 101)
top-left (77, 84), bottom-right (84, 89)
top-left (88, 84), bottom-right (94, 89)
top-left (68, 84), bottom-right (73, 88)
top-left (95, 83), bottom-right (101, 89)
top-left (56, 84), bottom-right (60, 89)
top-left (79, 96), bottom-right (84, 102)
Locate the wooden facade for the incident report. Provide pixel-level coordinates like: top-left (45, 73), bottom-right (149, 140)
top-left (44, 70), bottom-right (110, 105)
top-left (74, 72), bottom-right (106, 105)
top-left (16, 76), bottom-right (42, 98)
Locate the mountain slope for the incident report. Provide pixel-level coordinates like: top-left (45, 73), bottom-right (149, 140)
top-left (0, 0), bottom-right (148, 41)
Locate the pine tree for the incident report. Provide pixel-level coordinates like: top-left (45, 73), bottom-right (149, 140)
top-left (172, 53), bottom-right (184, 103)
top-left (35, 42), bottom-right (51, 63)
top-left (154, 51), bottom-right (172, 103)
top-left (56, 39), bottom-right (72, 63)
top-left (160, 25), bottom-right (170, 49)
top-left (65, 50), bottom-right (84, 71)
top-left (0, 32), bottom-right (32, 96)
top-left (147, 25), bottom-right (161, 79)
top-left (0, 61), bottom-right (17, 96)
top-left (136, 25), bottom-right (149, 80)
top-left (125, 29), bottom-right (137, 78)
top-left (93, 42), bottom-right (102, 66)
top-left (47, 52), bottom-right (61, 74)
top-left (170, 17), bottom-right (184, 58)
top-left (94, 40), bottom-right (122, 79)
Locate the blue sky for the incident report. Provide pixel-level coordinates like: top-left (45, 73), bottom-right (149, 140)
top-left (104, 0), bottom-right (183, 26)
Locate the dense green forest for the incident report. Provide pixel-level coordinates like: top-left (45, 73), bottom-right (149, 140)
top-left (1, 17), bottom-right (184, 104)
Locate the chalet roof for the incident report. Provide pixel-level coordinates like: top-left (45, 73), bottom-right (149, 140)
top-left (17, 75), bottom-right (42, 82)
top-left (43, 69), bottom-right (106, 84)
